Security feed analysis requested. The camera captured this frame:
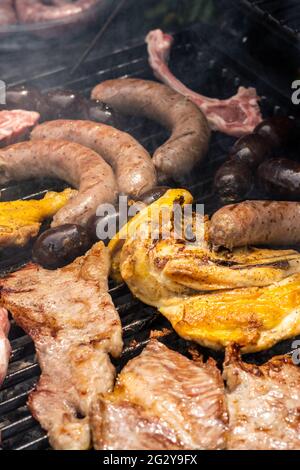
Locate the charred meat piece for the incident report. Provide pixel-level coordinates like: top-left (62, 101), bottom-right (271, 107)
top-left (92, 339), bottom-right (228, 450)
top-left (146, 29), bottom-right (262, 137)
top-left (224, 345), bottom-right (300, 450)
top-left (0, 308), bottom-right (11, 388)
top-left (91, 78), bottom-right (210, 180)
top-left (31, 119), bottom-right (157, 197)
top-left (0, 110), bottom-right (40, 147)
top-left (0, 242), bottom-right (123, 450)
top-left (210, 200), bottom-right (300, 249)
top-left (0, 139), bottom-right (118, 228)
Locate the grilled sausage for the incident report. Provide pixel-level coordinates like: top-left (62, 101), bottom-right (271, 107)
top-left (31, 120), bottom-right (157, 197)
top-left (91, 78), bottom-right (211, 179)
top-left (15, 0), bottom-right (99, 23)
top-left (0, 0), bottom-right (17, 25)
top-left (209, 200), bottom-right (300, 249)
top-left (258, 158), bottom-right (300, 200)
top-left (0, 140), bottom-right (118, 227)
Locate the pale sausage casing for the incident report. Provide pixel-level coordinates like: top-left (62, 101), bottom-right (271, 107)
top-left (91, 78), bottom-right (211, 179)
top-left (0, 140), bottom-right (118, 227)
top-left (31, 119), bottom-right (157, 197)
top-left (210, 200), bottom-right (300, 249)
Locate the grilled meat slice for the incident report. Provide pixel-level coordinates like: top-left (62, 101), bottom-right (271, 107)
top-left (0, 308), bottom-right (11, 387)
top-left (111, 189), bottom-right (300, 352)
top-left (224, 345), bottom-right (300, 450)
top-left (0, 188), bottom-right (75, 248)
top-left (92, 339), bottom-right (228, 450)
top-left (0, 110), bottom-right (40, 147)
top-left (0, 242), bottom-right (123, 450)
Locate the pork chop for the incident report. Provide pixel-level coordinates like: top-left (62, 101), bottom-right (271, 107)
top-left (92, 339), bottom-right (228, 450)
top-left (0, 242), bottom-right (123, 450)
top-left (223, 345), bottom-right (300, 450)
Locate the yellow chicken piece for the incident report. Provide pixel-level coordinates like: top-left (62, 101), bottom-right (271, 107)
top-left (110, 189), bottom-right (300, 353)
top-left (0, 188), bottom-right (76, 248)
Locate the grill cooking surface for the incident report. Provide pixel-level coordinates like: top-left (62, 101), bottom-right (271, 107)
top-left (242, 0), bottom-right (300, 38)
top-left (0, 25), bottom-right (297, 450)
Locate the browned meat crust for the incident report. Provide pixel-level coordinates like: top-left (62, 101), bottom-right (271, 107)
top-left (92, 339), bottom-right (228, 450)
top-left (224, 345), bottom-right (300, 450)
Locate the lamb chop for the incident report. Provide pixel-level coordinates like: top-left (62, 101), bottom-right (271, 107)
top-left (92, 339), bottom-right (228, 450)
top-left (0, 308), bottom-right (11, 387)
top-left (146, 29), bottom-right (262, 137)
top-left (224, 345), bottom-right (300, 450)
top-left (0, 242), bottom-right (123, 450)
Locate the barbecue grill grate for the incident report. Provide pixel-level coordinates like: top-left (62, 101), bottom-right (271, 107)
top-left (241, 0), bottom-right (300, 39)
top-left (0, 25), bottom-right (297, 450)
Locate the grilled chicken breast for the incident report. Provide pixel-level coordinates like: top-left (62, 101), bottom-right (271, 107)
top-left (111, 189), bottom-right (300, 352)
top-left (0, 188), bottom-right (75, 248)
top-left (224, 345), bottom-right (300, 450)
top-left (0, 242), bottom-right (123, 450)
top-left (92, 339), bottom-right (228, 450)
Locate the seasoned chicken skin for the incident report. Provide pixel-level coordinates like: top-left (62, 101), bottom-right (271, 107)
top-left (92, 339), bottom-right (228, 450)
top-left (110, 189), bottom-right (300, 352)
top-left (0, 242), bottom-right (123, 450)
top-left (224, 345), bottom-right (300, 450)
top-left (0, 188), bottom-right (75, 247)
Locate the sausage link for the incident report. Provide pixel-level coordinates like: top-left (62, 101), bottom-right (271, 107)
top-left (15, 0), bottom-right (99, 23)
top-left (0, 139), bottom-right (118, 227)
top-left (258, 158), bottom-right (300, 200)
top-left (209, 200), bottom-right (300, 249)
top-left (31, 119), bottom-right (157, 197)
top-left (91, 78), bottom-right (211, 179)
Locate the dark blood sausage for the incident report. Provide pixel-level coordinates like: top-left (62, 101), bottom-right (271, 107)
top-left (31, 120), bottom-right (157, 197)
top-left (91, 78), bottom-right (211, 179)
top-left (15, 0), bottom-right (99, 23)
top-left (213, 159), bottom-right (253, 203)
top-left (254, 116), bottom-right (296, 148)
top-left (258, 158), bottom-right (300, 200)
top-left (0, 0), bottom-right (17, 25)
top-left (209, 200), bottom-right (300, 249)
top-left (0, 140), bottom-right (118, 227)
top-left (32, 224), bottom-right (92, 269)
top-left (230, 133), bottom-right (271, 168)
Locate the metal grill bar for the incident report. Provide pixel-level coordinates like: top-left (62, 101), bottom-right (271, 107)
top-left (242, 0), bottom-right (300, 36)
